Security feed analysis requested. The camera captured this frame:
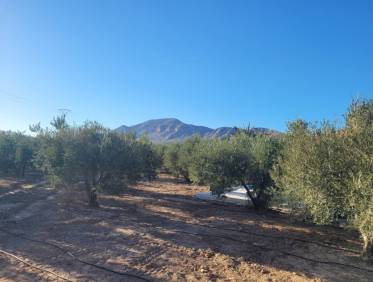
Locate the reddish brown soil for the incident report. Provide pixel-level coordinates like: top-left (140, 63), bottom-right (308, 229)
top-left (0, 175), bottom-right (372, 282)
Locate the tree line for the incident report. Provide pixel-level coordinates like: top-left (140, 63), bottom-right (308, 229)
top-left (162, 99), bottom-right (372, 258)
top-left (0, 99), bottom-right (371, 258)
top-left (0, 114), bottom-right (162, 207)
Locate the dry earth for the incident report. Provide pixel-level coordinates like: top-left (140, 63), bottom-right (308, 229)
top-left (0, 174), bottom-right (372, 282)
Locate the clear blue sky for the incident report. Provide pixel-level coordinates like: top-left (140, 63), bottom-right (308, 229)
top-left (1, 0), bottom-right (373, 132)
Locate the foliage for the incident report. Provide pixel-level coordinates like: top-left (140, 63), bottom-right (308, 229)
top-left (164, 133), bottom-right (280, 209)
top-left (163, 136), bottom-right (201, 182)
top-left (344, 99), bottom-right (373, 258)
top-left (200, 133), bottom-right (279, 209)
top-left (273, 99), bottom-right (373, 258)
top-left (0, 131), bottom-right (35, 177)
top-left (33, 116), bottom-right (161, 207)
top-left (134, 135), bottom-right (163, 181)
top-left (272, 120), bottom-right (350, 222)
top-left (163, 142), bottom-right (181, 177)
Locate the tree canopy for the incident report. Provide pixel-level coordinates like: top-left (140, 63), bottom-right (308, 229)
top-left (273, 99), bottom-right (373, 258)
top-left (33, 117), bottom-right (161, 207)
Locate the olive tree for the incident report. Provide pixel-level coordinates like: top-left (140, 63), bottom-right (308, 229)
top-left (273, 99), bottom-right (373, 258)
top-left (272, 120), bottom-right (350, 222)
top-left (196, 133), bottom-right (279, 209)
top-left (344, 99), bottom-right (373, 258)
top-left (163, 136), bottom-right (201, 182)
top-left (163, 142), bottom-right (181, 177)
top-left (135, 135), bottom-right (162, 181)
top-left (34, 116), bottom-right (160, 207)
top-left (0, 131), bottom-right (35, 177)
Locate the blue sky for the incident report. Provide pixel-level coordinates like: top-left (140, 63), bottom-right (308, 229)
top-left (1, 0), bottom-right (373, 132)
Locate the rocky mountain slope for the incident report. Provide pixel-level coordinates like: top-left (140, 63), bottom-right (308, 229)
top-left (115, 118), bottom-right (277, 143)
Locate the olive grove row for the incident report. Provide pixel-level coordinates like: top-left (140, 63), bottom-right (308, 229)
top-left (0, 99), bottom-right (371, 257)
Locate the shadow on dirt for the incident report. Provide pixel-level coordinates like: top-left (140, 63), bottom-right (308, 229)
top-left (0, 176), bottom-right (372, 281)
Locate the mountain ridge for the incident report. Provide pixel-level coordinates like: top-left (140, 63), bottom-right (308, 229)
top-left (115, 118), bottom-right (278, 143)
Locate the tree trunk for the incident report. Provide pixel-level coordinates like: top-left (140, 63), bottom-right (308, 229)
top-left (242, 183), bottom-right (258, 209)
top-left (84, 181), bottom-right (99, 208)
top-left (242, 183), bottom-right (268, 210)
top-left (181, 172), bottom-right (191, 184)
top-left (362, 234), bottom-right (373, 260)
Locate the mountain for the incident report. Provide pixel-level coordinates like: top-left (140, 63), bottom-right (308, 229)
top-left (115, 118), bottom-right (278, 143)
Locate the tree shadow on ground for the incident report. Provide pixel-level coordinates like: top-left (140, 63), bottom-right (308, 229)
top-left (97, 183), bottom-right (372, 281)
top-left (0, 177), bottom-right (372, 282)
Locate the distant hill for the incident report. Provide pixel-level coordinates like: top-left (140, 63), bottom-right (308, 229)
top-left (115, 118), bottom-right (279, 143)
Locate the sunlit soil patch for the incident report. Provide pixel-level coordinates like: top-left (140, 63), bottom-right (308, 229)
top-left (0, 175), bottom-right (371, 281)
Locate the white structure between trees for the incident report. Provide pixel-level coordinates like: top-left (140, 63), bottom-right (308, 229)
top-left (196, 186), bottom-right (252, 206)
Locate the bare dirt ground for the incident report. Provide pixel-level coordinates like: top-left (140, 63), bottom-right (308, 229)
top-left (0, 174), bottom-right (372, 282)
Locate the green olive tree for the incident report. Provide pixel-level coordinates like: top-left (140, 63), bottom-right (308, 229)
top-left (194, 133), bottom-right (279, 209)
top-left (273, 99), bottom-right (373, 258)
top-left (33, 116), bottom-right (161, 207)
